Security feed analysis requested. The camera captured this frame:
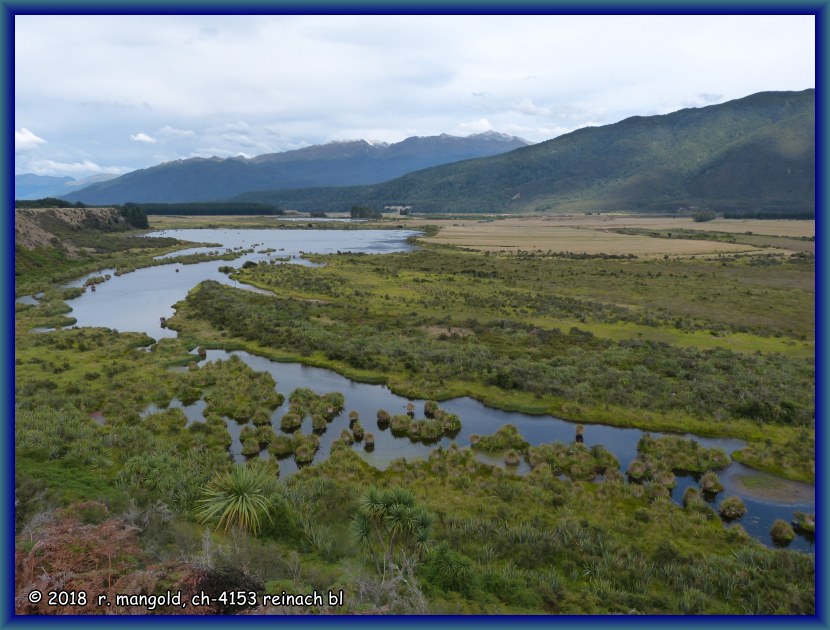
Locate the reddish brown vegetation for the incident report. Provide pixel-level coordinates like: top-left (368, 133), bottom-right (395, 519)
top-left (15, 501), bottom-right (262, 616)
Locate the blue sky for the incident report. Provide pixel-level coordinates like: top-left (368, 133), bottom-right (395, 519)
top-left (14, 14), bottom-right (815, 178)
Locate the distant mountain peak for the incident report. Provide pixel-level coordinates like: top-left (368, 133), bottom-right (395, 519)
top-left (230, 89), bottom-right (814, 217)
top-left (470, 130), bottom-right (529, 143)
top-left (63, 130), bottom-right (530, 204)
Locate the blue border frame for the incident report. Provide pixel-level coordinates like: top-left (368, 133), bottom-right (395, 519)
top-left (3, 3), bottom-right (826, 629)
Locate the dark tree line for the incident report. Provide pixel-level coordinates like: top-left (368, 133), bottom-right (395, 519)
top-left (122, 202), bottom-right (283, 216)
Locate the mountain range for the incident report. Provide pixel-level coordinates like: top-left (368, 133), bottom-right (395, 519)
top-left (233, 89), bottom-right (815, 215)
top-left (60, 131), bottom-right (529, 205)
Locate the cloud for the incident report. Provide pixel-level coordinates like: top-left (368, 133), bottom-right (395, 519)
top-left (28, 158), bottom-right (131, 176)
top-left (157, 125), bottom-right (195, 138)
top-left (209, 122), bottom-right (250, 133)
top-left (13, 15), bottom-right (814, 174)
top-left (513, 98), bottom-right (553, 117)
top-left (189, 147), bottom-right (253, 159)
top-left (15, 128), bottom-right (47, 152)
top-left (80, 99), bottom-right (152, 111)
top-left (457, 118), bottom-right (492, 134)
top-left (130, 132), bottom-right (156, 143)
top-left (698, 93), bottom-right (723, 104)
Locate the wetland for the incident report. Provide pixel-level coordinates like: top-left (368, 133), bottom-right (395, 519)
top-left (14, 214), bottom-right (816, 614)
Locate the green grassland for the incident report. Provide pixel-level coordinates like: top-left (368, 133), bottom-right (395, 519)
top-left (14, 309), bottom-right (816, 612)
top-left (14, 218), bottom-right (815, 615)
top-left (163, 244), bottom-right (814, 482)
top-left (14, 231), bottom-right (236, 297)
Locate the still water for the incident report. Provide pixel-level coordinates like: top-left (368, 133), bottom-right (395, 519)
top-left (56, 227), bottom-right (815, 552)
top-left (62, 228), bottom-right (417, 339)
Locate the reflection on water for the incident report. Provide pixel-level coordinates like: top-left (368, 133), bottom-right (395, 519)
top-left (139, 347), bottom-right (813, 552)
top-left (51, 226), bottom-right (814, 552)
top-left (61, 228), bottom-right (417, 339)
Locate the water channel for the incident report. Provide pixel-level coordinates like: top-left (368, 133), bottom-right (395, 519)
top-left (31, 227), bottom-right (816, 552)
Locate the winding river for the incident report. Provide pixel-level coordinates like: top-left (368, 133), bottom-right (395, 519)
top-left (31, 227), bottom-right (816, 552)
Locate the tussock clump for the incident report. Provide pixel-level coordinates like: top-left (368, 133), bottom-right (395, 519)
top-left (700, 470), bottom-right (723, 496)
top-left (792, 511), bottom-right (815, 535)
top-left (770, 519), bottom-right (795, 546)
top-left (280, 412), bottom-right (302, 432)
top-left (637, 434), bottom-right (730, 474)
top-left (528, 441), bottom-right (619, 481)
top-left (268, 434), bottom-right (294, 457)
top-left (504, 449), bottom-right (521, 466)
top-left (472, 424), bottom-right (529, 453)
top-left (293, 434), bottom-right (320, 465)
top-left (423, 400), bottom-right (439, 418)
top-left (389, 414), bottom-right (411, 436)
top-left (719, 496), bottom-right (746, 520)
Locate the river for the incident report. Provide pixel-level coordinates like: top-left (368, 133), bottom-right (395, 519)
top-left (33, 227), bottom-right (816, 552)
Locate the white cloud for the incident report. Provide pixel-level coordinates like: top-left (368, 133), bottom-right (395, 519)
top-left (209, 122), bottom-right (250, 133)
top-left (28, 159), bottom-right (131, 176)
top-left (13, 15), bottom-right (814, 173)
top-left (157, 125), bottom-right (195, 138)
top-left (513, 98), bottom-right (553, 117)
top-left (130, 132), bottom-right (156, 143)
top-left (189, 147), bottom-right (253, 159)
top-left (457, 118), bottom-right (492, 134)
top-left (15, 128), bottom-right (47, 152)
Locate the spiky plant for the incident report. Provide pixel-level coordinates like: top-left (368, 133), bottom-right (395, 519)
top-left (195, 464), bottom-right (274, 535)
top-left (351, 486), bottom-right (433, 571)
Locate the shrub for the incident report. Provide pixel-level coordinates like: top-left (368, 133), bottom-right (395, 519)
top-left (636, 434), bottom-right (730, 473)
top-left (241, 437), bottom-right (261, 457)
top-left (792, 511), bottom-right (815, 535)
top-left (254, 426), bottom-right (276, 447)
top-left (682, 486), bottom-right (701, 508)
top-left (268, 435), bottom-right (294, 457)
top-left (719, 496), bottom-right (746, 520)
top-left (419, 543), bottom-right (474, 596)
top-left (311, 414), bottom-right (328, 433)
top-left (770, 519), bottom-right (795, 546)
top-left (389, 414), bottom-right (411, 436)
top-left (700, 470), bottom-right (723, 496)
top-left (441, 413), bottom-right (462, 435)
top-left (280, 412), bottom-right (302, 432)
top-left (692, 210), bottom-right (717, 222)
top-left (472, 424), bottom-right (529, 453)
top-left (196, 464), bottom-right (276, 535)
top-left (423, 401), bottom-right (439, 418)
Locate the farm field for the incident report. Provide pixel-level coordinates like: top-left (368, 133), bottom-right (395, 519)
top-left (402, 216), bottom-right (814, 254)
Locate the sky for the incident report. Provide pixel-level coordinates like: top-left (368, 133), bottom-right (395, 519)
top-left (14, 14), bottom-right (815, 179)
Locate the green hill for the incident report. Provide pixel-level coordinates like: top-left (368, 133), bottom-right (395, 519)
top-left (234, 90), bottom-right (814, 215)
